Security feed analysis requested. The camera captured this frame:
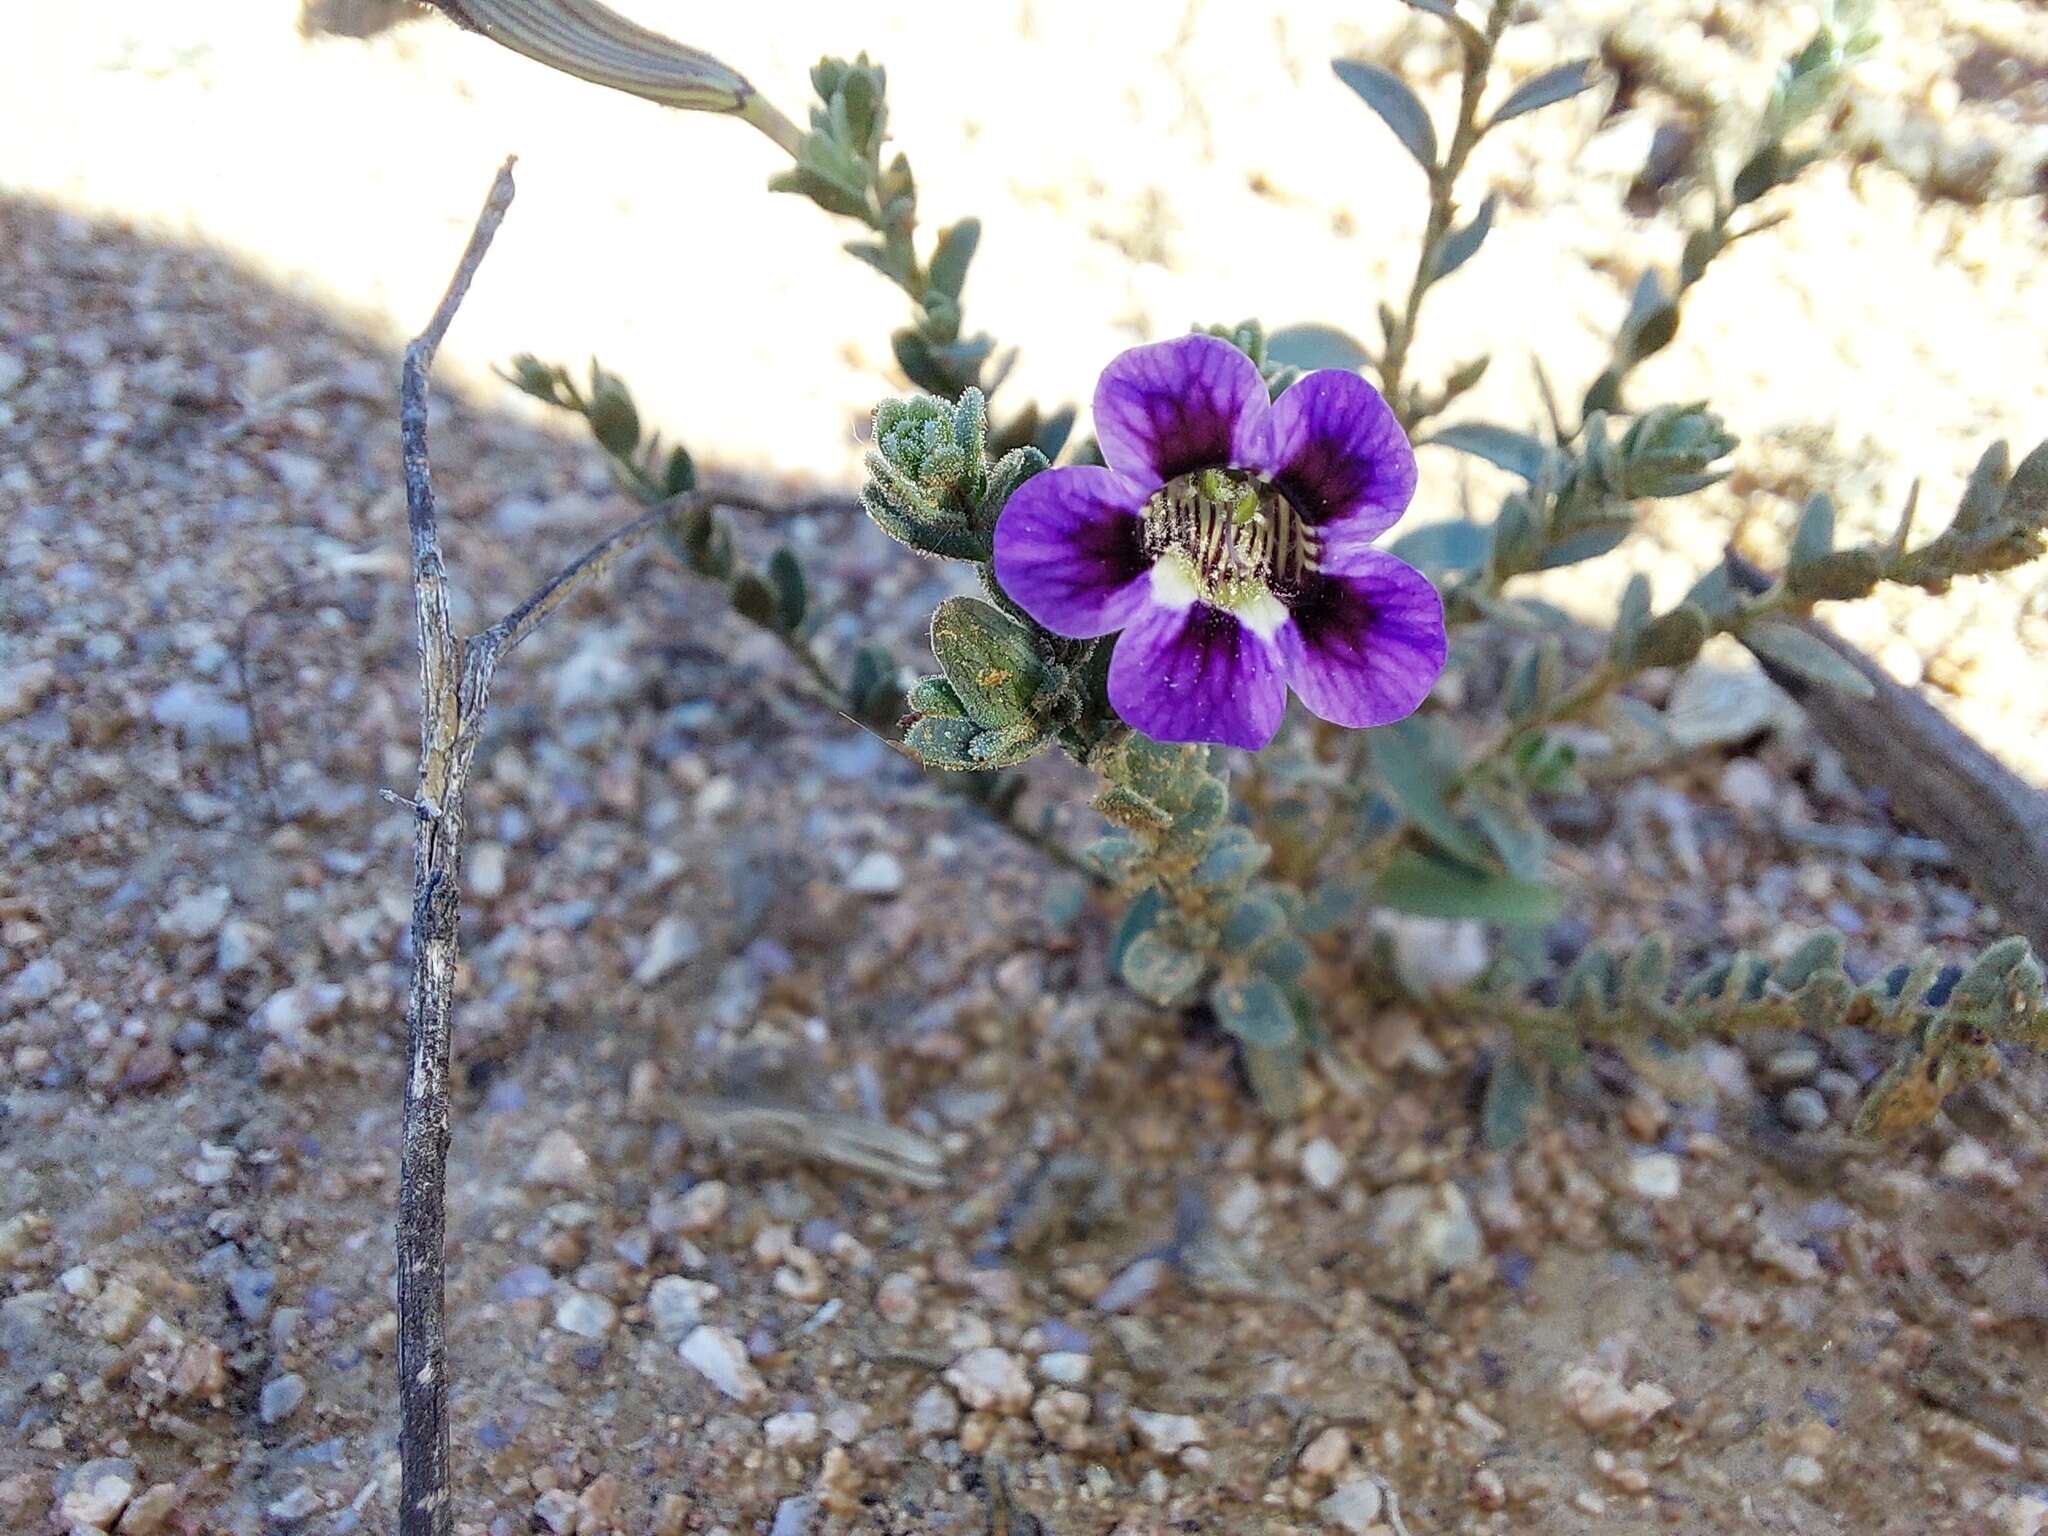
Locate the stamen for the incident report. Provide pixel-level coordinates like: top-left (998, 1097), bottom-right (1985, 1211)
top-left (1142, 469), bottom-right (1318, 610)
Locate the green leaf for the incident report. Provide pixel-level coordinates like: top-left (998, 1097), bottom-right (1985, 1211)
top-left (1481, 1051), bottom-right (1542, 1151)
top-left (1194, 827), bottom-right (1271, 887)
top-left (927, 218), bottom-right (979, 301)
top-left (1432, 192), bottom-right (1498, 281)
top-left (1123, 931), bottom-right (1205, 1007)
top-left (1389, 519), bottom-right (1492, 574)
top-left (1611, 573), bottom-right (1651, 660)
top-left (1789, 492), bottom-right (1836, 568)
top-left (1471, 791), bottom-right (1549, 881)
top-left (1333, 59), bottom-right (1438, 169)
top-left (1953, 441), bottom-right (2011, 533)
top-left (1370, 720), bottom-right (1491, 869)
top-left (1266, 323), bottom-right (1373, 373)
top-left (1620, 269), bottom-right (1679, 363)
top-left (929, 596), bottom-right (1048, 730)
top-left (1741, 620), bottom-right (1876, 698)
top-left (767, 547), bottom-right (807, 632)
top-left (1211, 975), bottom-right (1299, 1050)
top-left (1111, 887), bottom-right (1165, 975)
top-left (1534, 518), bottom-right (1632, 570)
top-left (902, 715), bottom-right (982, 770)
top-left (1429, 422), bottom-right (1556, 483)
top-left (1491, 59), bottom-right (1600, 124)
top-left (663, 444), bottom-right (698, 496)
top-left (1371, 850), bottom-right (1564, 925)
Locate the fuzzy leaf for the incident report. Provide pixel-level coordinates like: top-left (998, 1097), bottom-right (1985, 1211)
top-left (1432, 192), bottom-right (1498, 280)
top-left (1212, 975), bottom-right (1299, 1050)
top-left (1534, 519), bottom-right (1633, 570)
top-left (1390, 520), bottom-right (1492, 576)
top-left (1333, 59), bottom-right (1439, 168)
top-left (1741, 620), bottom-right (1876, 698)
top-left (1370, 720), bottom-right (1491, 869)
top-left (767, 547), bottom-right (807, 632)
top-left (1789, 492), bottom-right (1837, 568)
top-left (929, 596), bottom-right (1048, 730)
top-left (1123, 931), bottom-right (1205, 1007)
top-left (1266, 323), bottom-right (1373, 374)
top-left (927, 218), bottom-right (979, 301)
top-left (1481, 1051), bottom-right (1542, 1150)
top-left (1111, 888), bottom-right (1165, 975)
top-left (1491, 59), bottom-right (1600, 124)
top-left (1430, 422), bottom-right (1556, 483)
top-left (1372, 850), bottom-right (1564, 925)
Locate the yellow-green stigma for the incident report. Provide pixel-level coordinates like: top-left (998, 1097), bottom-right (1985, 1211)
top-left (1142, 467), bottom-right (1318, 611)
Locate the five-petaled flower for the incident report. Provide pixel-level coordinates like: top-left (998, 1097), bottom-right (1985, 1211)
top-left (992, 334), bottom-right (1447, 751)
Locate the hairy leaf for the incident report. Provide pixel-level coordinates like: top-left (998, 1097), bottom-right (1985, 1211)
top-left (1333, 59), bottom-right (1439, 168)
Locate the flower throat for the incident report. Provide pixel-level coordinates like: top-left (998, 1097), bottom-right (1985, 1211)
top-left (1142, 467), bottom-right (1319, 608)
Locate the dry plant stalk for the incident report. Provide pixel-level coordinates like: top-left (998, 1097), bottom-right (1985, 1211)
top-left (395, 157), bottom-right (692, 1536)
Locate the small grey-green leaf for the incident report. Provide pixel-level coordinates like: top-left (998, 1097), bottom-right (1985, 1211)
top-left (1111, 887), bottom-right (1164, 975)
top-left (1389, 519), bottom-right (1492, 574)
top-left (1429, 422), bottom-right (1557, 483)
top-left (1333, 59), bottom-right (1438, 168)
top-left (929, 596), bottom-right (1048, 730)
top-left (1491, 59), bottom-right (1600, 124)
top-left (1432, 192), bottom-right (1498, 280)
top-left (1123, 931), bottom-right (1205, 1007)
top-left (1534, 518), bottom-right (1633, 570)
top-left (1741, 620), bottom-right (1876, 698)
top-left (1370, 720), bottom-right (1492, 869)
top-left (1611, 573), bottom-right (1652, 660)
top-left (1481, 1051), bottom-right (1542, 1151)
top-left (1213, 975), bottom-right (1300, 1051)
top-left (1952, 441), bottom-right (2010, 534)
top-left (1371, 850), bottom-right (1564, 925)
top-left (1789, 492), bottom-right (1836, 567)
top-left (767, 547), bottom-right (806, 632)
top-left (1266, 323), bottom-right (1373, 373)
top-left (927, 218), bottom-right (979, 301)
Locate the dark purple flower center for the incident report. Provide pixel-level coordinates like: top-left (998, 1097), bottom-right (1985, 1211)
top-left (1140, 468), bottom-right (1319, 611)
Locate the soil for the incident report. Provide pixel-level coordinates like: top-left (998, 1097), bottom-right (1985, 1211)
top-left (4, 3), bottom-right (2048, 1535)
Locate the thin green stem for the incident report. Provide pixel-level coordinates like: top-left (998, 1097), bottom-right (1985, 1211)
top-left (1379, 0), bottom-right (1514, 433)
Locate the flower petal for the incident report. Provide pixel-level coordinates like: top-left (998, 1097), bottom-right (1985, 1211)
top-left (1109, 584), bottom-right (1290, 750)
top-left (1277, 548), bottom-right (1445, 729)
top-left (1093, 334), bottom-right (1270, 485)
top-left (992, 465), bottom-right (1152, 638)
top-left (1249, 369), bottom-right (1416, 543)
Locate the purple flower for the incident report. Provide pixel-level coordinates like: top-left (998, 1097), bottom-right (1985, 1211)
top-left (993, 334), bottom-right (1447, 750)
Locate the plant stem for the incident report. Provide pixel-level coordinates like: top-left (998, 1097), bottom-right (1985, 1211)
top-left (1379, 0), bottom-right (1514, 432)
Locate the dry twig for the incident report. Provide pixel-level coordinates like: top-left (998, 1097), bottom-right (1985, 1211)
top-left (393, 156), bottom-right (698, 1536)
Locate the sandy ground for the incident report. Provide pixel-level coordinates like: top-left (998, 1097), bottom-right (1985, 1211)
top-left (5, 2), bottom-right (2048, 1534)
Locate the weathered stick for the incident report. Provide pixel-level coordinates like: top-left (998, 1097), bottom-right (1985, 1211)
top-left (1728, 552), bottom-right (2048, 954)
top-left (394, 158), bottom-right (687, 1536)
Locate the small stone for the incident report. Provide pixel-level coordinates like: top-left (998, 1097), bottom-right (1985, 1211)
top-left (149, 681), bottom-right (252, 747)
top-left (633, 916), bottom-right (702, 986)
top-left (1781, 1454), bottom-right (1825, 1489)
top-left (910, 1384), bottom-right (961, 1437)
top-left (1368, 1182), bottom-right (1483, 1274)
top-left (1388, 916), bottom-right (1488, 992)
top-left (1316, 1479), bottom-right (1385, 1533)
top-left (1765, 1045), bottom-right (1822, 1084)
top-left (1991, 1494), bottom-right (2048, 1536)
top-left (114, 1484), bottom-right (178, 1536)
top-left (249, 982), bottom-right (345, 1042)
top-left (577, 1474), bottom-right (622, 1527)
top-left (944, 1347), bottom-right (1033, 1415)
top-left (669, 1179), bottom-right (728, 1233)
top-left (61, 1469), bottom-right (134, 1532)
top-left (554, 1290), bottom-right (616, 1339)
top-left (169, 1341), bottom-right (227, 1398)
top-left (846, 851), bottom-right (904, 895)
top-left (157, 887), bottom-right (232, 943)
top-left (1779, 1088), bottom-right (1830, 1132)
top-left (259, 1373), bottom-right (307, 1424)
top-left (264, 1486), bottom-right (320, 1523)
top-left (765, 1410), bottom-right (821, 1449)
top-left (228, 1266), bottom-right (275, 1323)
top-left (1750, 1231), bottom-right (1823, 1283)
top-left (1629, 1153), bottom-right (1682, 1202)
top-left (1297, 1425), bottom-right (1352, 1480)
top-left (1300, 1137), bottom-right (1345, 1192)
top-left (1129, 1408), bottom-right (1205, 1456)
top-left (650, 1494), bottom-right (689, 1536)
top-left (874, 1270), bottom-right (919, 1324)
top-left (0, 660), bottom-right (55, 722)
top-left (532, 1487), bottom-right (579, 1535)
top-left (215, 920), bottom-right (270, 974)
top-left (1037, 1350), bottom-right (1091, 1386)
top-left (769, 1495), bottom-right (818, 1536)
top-left (467, 842), bottom-right (509, 900)
top-left (8, 957), bottom-right (65, 1006)
top-left (1095, 1255), bottom-right (1166, 1313)
top-left (680, 1325), bottom-right (765, 1402)
top-left (0, 349), bottom-right (24, 395)
top-left (1559, 1364), bottom-right (1675, 1435)
top-left (1719, 758), bottom-right (1776, 812)
top-left (524, 1129), bottom-right (591, 1188)
top-left (646, 1275), bottom-right (716, 1343)
top-left (1033, 1387), bottom-right (1092, 1450)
